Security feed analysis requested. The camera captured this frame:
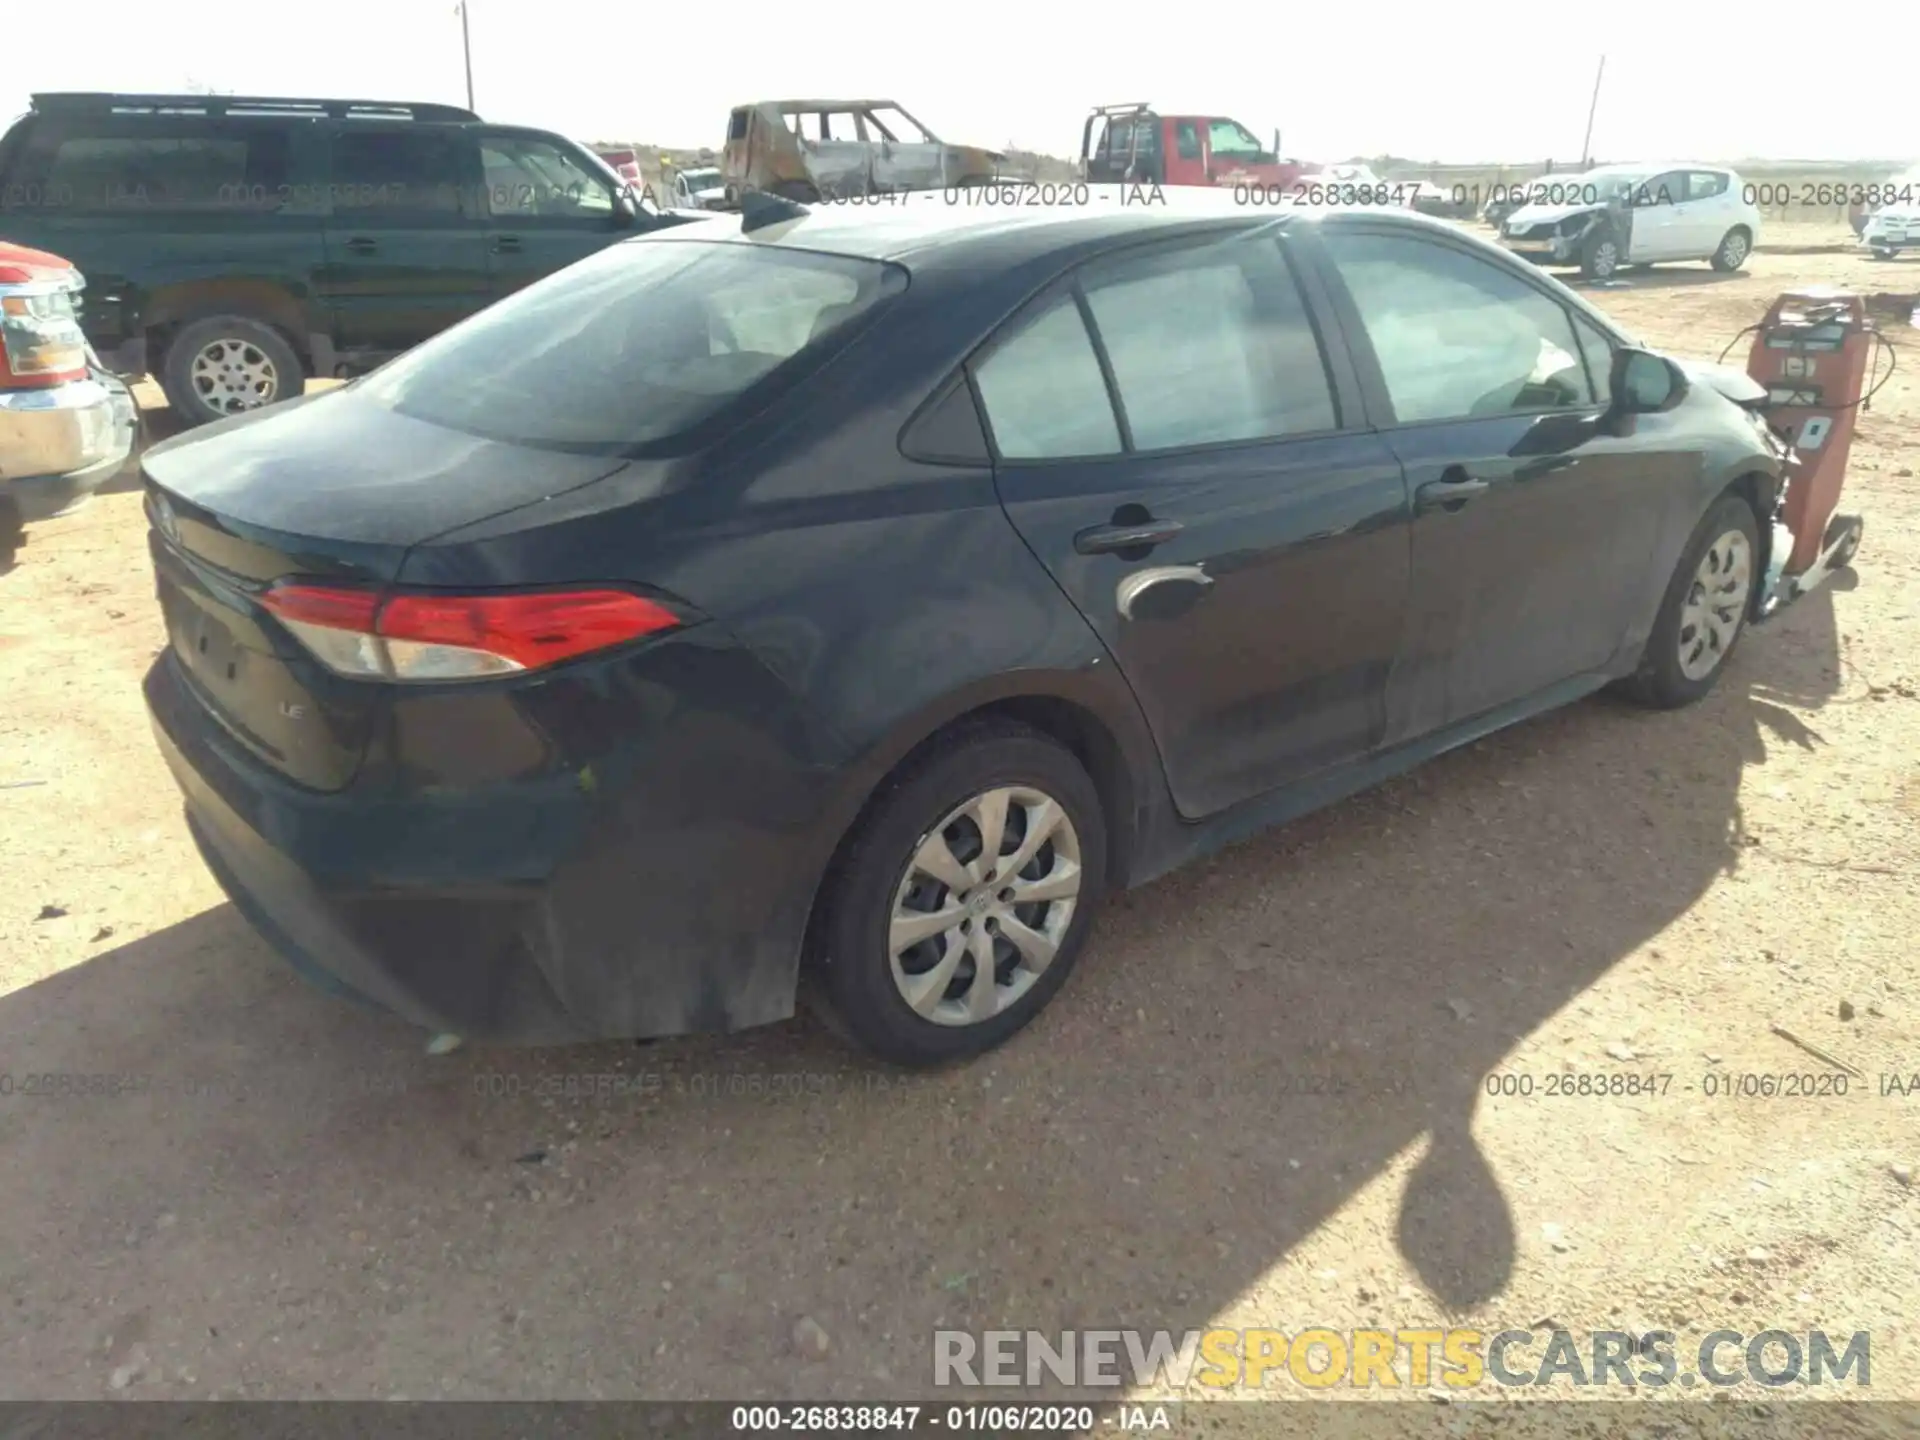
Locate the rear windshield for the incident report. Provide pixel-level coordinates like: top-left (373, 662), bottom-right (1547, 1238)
top-left (355, 237), bottom-right (907, 453)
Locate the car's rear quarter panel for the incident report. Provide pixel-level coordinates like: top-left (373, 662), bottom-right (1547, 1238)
top-left (394, 254), bottom-right (1165, 1027)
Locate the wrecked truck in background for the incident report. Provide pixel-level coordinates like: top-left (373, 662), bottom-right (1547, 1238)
top-left (719, 100), bottom-right (1003, 204)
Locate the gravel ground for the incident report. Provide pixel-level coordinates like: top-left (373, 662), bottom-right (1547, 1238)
top-left (0, 239), bottom-right (1916, 1425)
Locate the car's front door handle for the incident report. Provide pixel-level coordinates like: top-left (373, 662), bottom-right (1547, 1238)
top-left (490, 235), bottom-right (523, 254)
top-left (1415, 471), bottom-right (1491, 513)
top-left (343, 236), bottom-right (377, 254)
top-left (1074, 519), bottom-right (1184, 555)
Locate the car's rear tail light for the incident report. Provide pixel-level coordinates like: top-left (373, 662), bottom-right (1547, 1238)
top-left (258, 584), bottom-right (683, 681)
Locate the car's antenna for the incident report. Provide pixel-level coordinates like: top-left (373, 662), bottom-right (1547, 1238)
top-left (740, 189), bottom-right (810, 233)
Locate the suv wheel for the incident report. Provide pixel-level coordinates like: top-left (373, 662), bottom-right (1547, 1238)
top-left (1710, 227), bottom-right (1752, 272)
top-left (811, 722), bottom-right (1107, 1066)
top-left (161, 316), bottom-right (303, 428)
top-left (1617, 494), bottom-right (1760, 709)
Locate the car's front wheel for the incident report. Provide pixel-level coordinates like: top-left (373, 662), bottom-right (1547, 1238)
top-left (1710, 226), bottom-right (1752, 271)
top-left (811, 721), bottom-right (1107, 1066)
top-left (1579, 231), bottom-right (1621, 280)
top-left (1618, 493), bottom-right (1760, 709)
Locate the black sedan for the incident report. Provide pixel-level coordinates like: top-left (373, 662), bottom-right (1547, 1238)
top-left (140, 192), bottom-right (1784, 1066)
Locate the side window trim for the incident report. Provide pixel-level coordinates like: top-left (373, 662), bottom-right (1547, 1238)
top-left (1567, 309), bottom-right (1616, 406)
top-left (1070, 281), bottom-right (1138, 452)
top-left (1314, 219), bottom-right (1624, 431)
top-left (898, 369), bottom-right (992, 465)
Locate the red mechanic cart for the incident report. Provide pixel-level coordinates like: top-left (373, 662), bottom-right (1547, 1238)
top-left (1741, 287), bottom-right (1896, 620)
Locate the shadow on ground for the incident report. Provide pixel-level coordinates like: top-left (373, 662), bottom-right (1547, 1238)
top-left (0, 589), bottom-right (1848, 1399)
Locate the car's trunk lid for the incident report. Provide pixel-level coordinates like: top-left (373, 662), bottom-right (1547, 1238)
top-left (142, 388), bottom-right (627, 792)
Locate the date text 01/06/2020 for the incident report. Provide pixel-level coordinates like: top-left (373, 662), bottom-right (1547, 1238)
top-left (1483, 1071), bottom-right (1870, 1099)
top-left (727, 1404), bottom-right (1172, 1432)
top-left (822, 184), bottom-right (1168, 209)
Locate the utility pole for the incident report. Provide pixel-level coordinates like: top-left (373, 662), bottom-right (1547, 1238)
top-left (1579, 54), bottom-right (1605, 169)
top-left (457, 1), bottom-right (476, 112)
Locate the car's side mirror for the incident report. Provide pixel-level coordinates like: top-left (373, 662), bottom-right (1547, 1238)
top-left (1611, 347), bottom-right (1689, 415)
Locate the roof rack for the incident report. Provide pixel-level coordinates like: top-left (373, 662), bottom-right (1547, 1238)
top-left (29, 93), bottom-right (480, 123)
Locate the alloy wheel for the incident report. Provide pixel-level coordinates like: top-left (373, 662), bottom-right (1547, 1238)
top-left (190, 338), bottom-right (281, 415)
top-left (1720, 232), bottom-right (1749, 267)
top-left (1676, 530), bottom-right (1752, 680)
top-left (888, 785), bottom-right (1083, 1027)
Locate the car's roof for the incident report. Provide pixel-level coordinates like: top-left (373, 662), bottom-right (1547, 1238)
top-left (1584, 160), bottom-right (1734, 174)
top-left (658, 187), bottom-right (1486, 270)
top-left (748, 99), bottom-right (903, 112)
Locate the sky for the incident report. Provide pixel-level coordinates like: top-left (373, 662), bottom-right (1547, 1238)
top-left (4, 0), bottom-right (1916, 165)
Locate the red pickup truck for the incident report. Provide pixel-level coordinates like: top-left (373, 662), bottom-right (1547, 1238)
top-left (0, 240), bottom-right (138, 547)
top-left (1080, 104), bottom-right (1317, 192)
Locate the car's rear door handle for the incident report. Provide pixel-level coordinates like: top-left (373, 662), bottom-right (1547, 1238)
top-left (1416, 469), bottom-right (1490, 513)
top-left (490, 235), bottom-right (523, 254)
top-left (1074, 519), bottom-right (1184, 555)
top-left (343, 236), bottom-right (377, 254)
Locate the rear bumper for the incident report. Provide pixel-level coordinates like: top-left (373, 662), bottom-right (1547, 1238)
top-left (0, 374), bottom-right (139, 518)
top-left (143, 632), bottom-right (853, 1046)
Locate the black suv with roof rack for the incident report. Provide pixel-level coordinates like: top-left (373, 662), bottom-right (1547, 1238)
top-left (0, 92), bottom-right (701, 426)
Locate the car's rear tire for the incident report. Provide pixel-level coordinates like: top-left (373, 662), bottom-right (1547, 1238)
top-left (1579, 231), bottom-right (1621, 281)
top-left (1617, 494), bottom-right (1760, 710)
top-left (810, 721), bottom-right (1108, 1067)
top-left (1710, 226), bottom-right (1752, 272)
top-left (1869, 246), bottom-right (1894, 261)
top-left (160, 315), bottom-right (303, 428)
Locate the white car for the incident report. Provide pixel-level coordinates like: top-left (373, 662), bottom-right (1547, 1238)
top-left (1497, 163), bottom-right (1761, 281)
top-left (670, 166), bottom-right (727, 210)
top-left (1295, 164), bottom-right (1419, 209)
top-left (1861, 172), bottom-right (1920, 258)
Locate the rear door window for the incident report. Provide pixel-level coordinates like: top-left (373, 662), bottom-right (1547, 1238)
top-left (1685, 170), bottom-right (1729, 201)
top-left (1078, 238), bottom-right (1338, 450)
top-left (329, 127), bottom-right (476, 216)
top-left (354, 238), bottom-right (906, 451)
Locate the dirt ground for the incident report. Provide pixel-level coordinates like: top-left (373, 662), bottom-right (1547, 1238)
top-left (1, 241), bottom-right (1918, 1424)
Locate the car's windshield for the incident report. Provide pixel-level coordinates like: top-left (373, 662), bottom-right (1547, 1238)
top-left (867, 106), bottom-right (934, 144)
top-left (355, 238), bottom-right (907, 453)
top-left (1207, 120), bottom-right (1265, 159)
